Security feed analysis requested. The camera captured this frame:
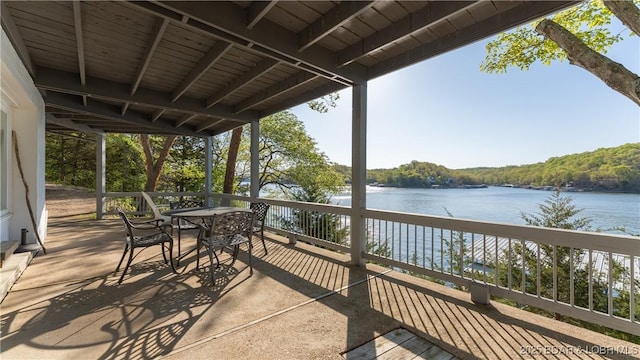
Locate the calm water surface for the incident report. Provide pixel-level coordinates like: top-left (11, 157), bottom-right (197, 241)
top-left (333, 186), bottom-right (640, 235)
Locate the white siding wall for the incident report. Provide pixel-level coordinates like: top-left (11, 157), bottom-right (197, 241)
top-left (1, 28), bottom-right (46, 244)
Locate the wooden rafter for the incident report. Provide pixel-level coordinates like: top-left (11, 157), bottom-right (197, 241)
top-left (171, 41), bottom-right (233, 102)
top-left (122, 17), bottom-right (170, 115)
top-left (35, 67), bottom-right (258, 123)
top-left (298, 1), bottom-right (374, 52)
top-left (45, 92), bottom-right (204, 137)
top-left (234, 72), bottom-right (318, 113)
top-left (131, 1), bottom-right (366, 85)
top-left (1, 2), bottom-right (36, 77)
top-left (337, 1), bottom-right (476, 67)
top-left (46, 113), bottom-right (104, 134)
top-left (369, 0), bottom-right (576, 79)
top-left (206, 58), bottom-right (279, 108)
top-left (247, 1), bottom-right (277, 30)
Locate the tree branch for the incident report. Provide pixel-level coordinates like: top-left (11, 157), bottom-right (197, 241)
top-left (604, 0), bottom-right (640, 36)
top-left (536, 19), bottom-right (640, 106)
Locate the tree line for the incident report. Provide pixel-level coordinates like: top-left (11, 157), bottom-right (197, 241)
top-left (356, 143), bottom-right (640, 193)
top-left (45, 110), bottom-right (344, 197)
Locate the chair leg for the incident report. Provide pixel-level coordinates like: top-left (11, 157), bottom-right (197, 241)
top-left (116, 244), bottom-right (130, 272)
top-left (167, 241), bottom-right (177, 274)
top-left (118, 247), bottom-right (135, 284)
top-left (260, 229), bottom-right (268, 255)
top-left (177, 226), bottom-right (182, 258)
top-left (206, 245), bottom-right (216, 284)
top-left (161, 242), bottom-right (168, 263)
top-left (248, 242), bottom-right (253, 275)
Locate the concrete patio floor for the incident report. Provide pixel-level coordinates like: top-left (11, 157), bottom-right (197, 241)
top-left (1, 216), bottom-right (639, 359)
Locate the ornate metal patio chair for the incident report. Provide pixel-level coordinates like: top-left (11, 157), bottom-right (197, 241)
top-left (249, 202), bottom-right (270, 255)
top-left (115, 207), bottom-right (177, 284)
top-left (195, 210), bottom-right (255, 285)
top-left (169, 198), bottom-right (204, 258)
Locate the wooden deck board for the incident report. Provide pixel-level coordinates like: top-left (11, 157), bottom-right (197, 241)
top-left (343, 328), bottom-right (459, 360)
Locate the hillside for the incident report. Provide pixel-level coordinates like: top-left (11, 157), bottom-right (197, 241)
top-left (334, 143), bottom-right (640, 193)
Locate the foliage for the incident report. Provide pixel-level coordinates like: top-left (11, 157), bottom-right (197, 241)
top-left (235, 111), bottom-right (345, 196)
top-left (497, 189), bottom-right (639, 341)
top-left (307, 93), bottom-right (340, 113)
top-left (45, 132), bottom-right (97, 189)
top-left (362, 143), bottom-right (640, 192)
top-left (481, 1), bottom-right (630, 73)
top-left (159, 136), bottom-right (206, 192)
top-left (367, 160), bottom-right (461, 188)
top-left (460, 143), bottom-right (640, 192)
top-left (281, 184), bottom-right (348, 245)
top-left (106, 134), bottom-right (146, 192)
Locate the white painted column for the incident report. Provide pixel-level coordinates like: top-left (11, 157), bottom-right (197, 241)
top-left (96, 133), bottom-right (105, 219)
top-left (351, 82), bottom-right (367, 265)
top-left (204, 136), bottom-right (213, 206)
top-left (250, 120), bottom-right (260, 199)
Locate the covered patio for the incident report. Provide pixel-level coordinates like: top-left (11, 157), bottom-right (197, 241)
top-left (2, 1), bottom-right (639, 358)
top-left (2, 205), bottom-right (637, 359)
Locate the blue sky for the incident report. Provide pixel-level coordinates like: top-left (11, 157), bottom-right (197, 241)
top-left (290, 23), bottom-right (639, 170)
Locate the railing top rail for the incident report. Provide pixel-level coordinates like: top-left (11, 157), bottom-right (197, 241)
top-left (364, 208), bottom-right (640, 256)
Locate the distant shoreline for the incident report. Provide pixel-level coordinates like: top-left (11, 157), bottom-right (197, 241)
top-left (365, 183), bottom-right (640, 194)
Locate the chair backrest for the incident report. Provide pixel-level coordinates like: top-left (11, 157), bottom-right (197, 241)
top-left (141, 192), bottom-right (163, 219)
top-left (170, 199), bottom-right (204, 210)
top-left (117, 207), bottom-right (134, 238)
top-left (206, 211), bottom-right (254, 239)
top-left (249, 202), bottom-right (270, 222)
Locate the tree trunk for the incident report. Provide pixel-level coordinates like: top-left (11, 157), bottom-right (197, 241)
top-left (141, 134), bottom-right (178, 191)
top-left (535, 19), bottom-right (640, 106)
top-left (223, 127), bottom-right (243, 194)
top-left (604, 0), bottom-right (640, 36)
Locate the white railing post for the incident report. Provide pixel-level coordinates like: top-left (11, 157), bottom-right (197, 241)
top-left (205, 136), bottom-right (213, 207)
top-left (250, 120), bottom-right (259, 200)
top-left (95, 133), bottom-right (105, 219)
top-left (351, 82), bottom-right (367, 265)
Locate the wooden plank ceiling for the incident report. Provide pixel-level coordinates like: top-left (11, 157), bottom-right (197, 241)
top-left (1, 1), bottom-right (576, 137)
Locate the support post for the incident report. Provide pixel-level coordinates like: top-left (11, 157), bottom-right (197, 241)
top-left (350, 82), bottom-right (367, 265)
top-left (96, 133), bottom-right (105, 219)
top-left (250, 120), bottom-right (260, 200)
top-left (204, 136), bottom-right (213, 207)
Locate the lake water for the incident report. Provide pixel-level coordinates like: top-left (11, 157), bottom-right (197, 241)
top-left (332, 186), bottom-right (640, 236)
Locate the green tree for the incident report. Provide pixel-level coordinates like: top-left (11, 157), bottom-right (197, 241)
top-left (106, 134), bottom-right (145, 192)
top-left (160, 136), bottom-right (206, 192)
top-left (500, 189), bottom-right (637, 341)
top-left (235, 111), bottom-right (344, 196)
top-left (482, 0), bottom-right (640, 106)
top-left (283, 184), bottom-right (348, 245)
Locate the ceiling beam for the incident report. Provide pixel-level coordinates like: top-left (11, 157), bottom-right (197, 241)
top-left (298, 1), bottom-right (374, 52)
top-left (206, 58), bottom-right (279, 108)
top-left (171, 41), bottom-right (232, 102)
top-left (132, 1), bottom-right (366, 84)
top-left (337, 1), bottom-right (475, 67)
top-left (247, 1), bottom-right (277, 30)
top-left (45, 92), bottom-right (206, 137)
top-left (46, 113), bottom-right (104, 134)
top-left (72, 1), bottom-right (86, 86)
top-left (234, 72), bottom-right (318, 114)
top-left (369, 0), bottom-right (577, 79)
top-left (35, 67), bottom-right (258, 123)
top-left (1, 2), bottom-right (36, 77)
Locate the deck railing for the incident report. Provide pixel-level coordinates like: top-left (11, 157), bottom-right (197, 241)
top-left (101, 191), bottom-right (639, 336)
